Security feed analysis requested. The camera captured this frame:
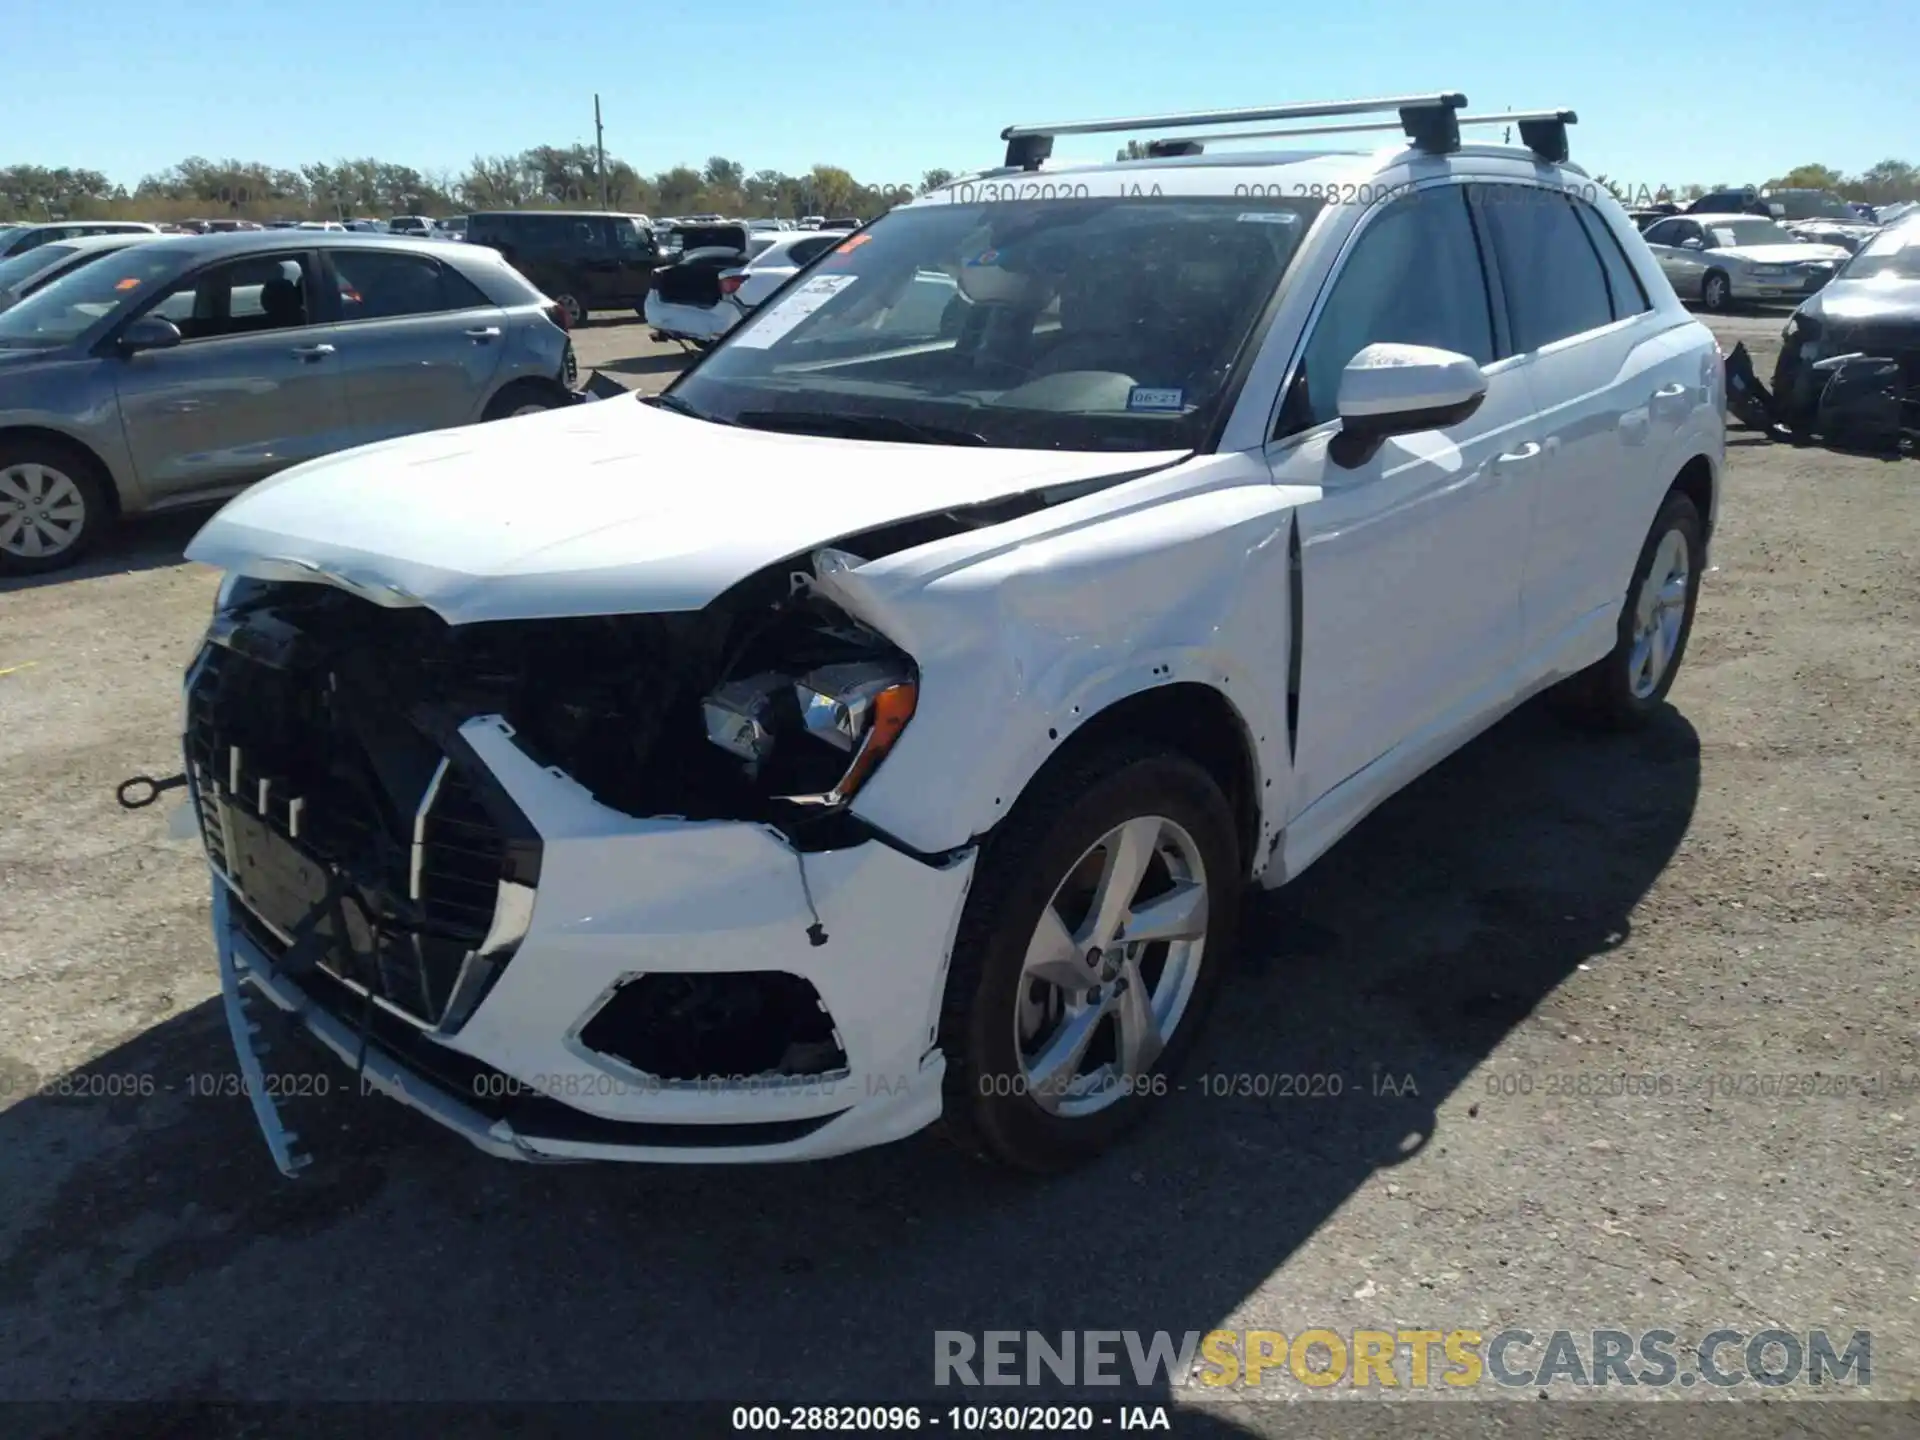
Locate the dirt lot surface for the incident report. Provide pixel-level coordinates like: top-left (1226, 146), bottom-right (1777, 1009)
top-left (1, 313), bottom-right (1914, 1430)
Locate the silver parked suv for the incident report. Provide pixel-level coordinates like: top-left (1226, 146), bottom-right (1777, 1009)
top-left (0, 231), bottom-right (577, 575)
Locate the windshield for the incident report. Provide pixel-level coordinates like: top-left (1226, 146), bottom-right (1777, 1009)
top-left (1707, 219), bottom-right (1797, 248)
top-left (0, 243), bottom-right (78, 292)
top-left (1840, 221), bottom-right (1920, 281)
top-left (0, 247), bottom-right (179, 349)
top-left (1769, 191), bottom-right (1856, 221)
top-left (669, 194), bottom-right (1322, 452)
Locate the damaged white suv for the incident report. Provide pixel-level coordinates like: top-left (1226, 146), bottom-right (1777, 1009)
top-left (182, 94), bottom-right (1724, 1176)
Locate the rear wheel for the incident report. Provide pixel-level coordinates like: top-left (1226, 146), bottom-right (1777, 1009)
top-left (1550, 490), bottom-right (1704, 729)
top-left (0, 439), bottom-right (110, 576)
top-left (482, 381), bottom-right (568, 421)
top-left (938, 743), bottom-right (1242, 1172)
top-left (553, 291), bottom-right (587, 328)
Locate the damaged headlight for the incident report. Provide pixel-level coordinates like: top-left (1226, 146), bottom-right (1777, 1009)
top-left (701, 656), bottom-right (917, 808)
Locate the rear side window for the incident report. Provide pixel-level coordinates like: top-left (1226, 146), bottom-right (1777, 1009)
top-left (332, 250), bottom-right (490, 319)
top-left (784, 235), bottom-right (839, 267)
top-left (1285, 187), bottom-right (1496, 433)
top-left (1571, 202), bottom-right (1651, 320)
top-left (1475, 187), bottom-right (1614, 352)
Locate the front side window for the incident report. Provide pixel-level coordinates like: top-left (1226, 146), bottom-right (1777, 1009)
top-left (1703, 218), bottom-right (1797, 249)
top-left (143, 255), bottom-right (315, 340)
top-left (1476, 186), bottom-right (1613, 351)
top-left (1285, 187), bottom-right (1494, 434)
top-left (0, 247), bottom-right (182, 349)
top-left (672, 194), bottom-right (1321, 453)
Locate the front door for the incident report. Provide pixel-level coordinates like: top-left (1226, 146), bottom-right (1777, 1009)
top-left (1264, 185), bottom-right (1537, 850)
top-left (112, 251), bottom-right (355, 501)
top-left (324, 247), bottom-right (509, 441)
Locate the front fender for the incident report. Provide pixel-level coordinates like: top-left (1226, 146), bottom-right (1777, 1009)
top-left (835, 459), bottom-right (1300, 858)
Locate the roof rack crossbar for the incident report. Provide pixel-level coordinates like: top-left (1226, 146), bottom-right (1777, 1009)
top-left (1129, 108), bottom-right (1580, 164)
top-left (1000, 91), bottom-right (1467, 169)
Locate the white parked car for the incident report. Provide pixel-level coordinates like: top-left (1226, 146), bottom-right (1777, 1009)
top-left (180, 93), bottom-right (1724, 1177)
top-left (1641, 213), bottom-right (1850, 311)
top-left (644, 228), bottom-right (840, 344)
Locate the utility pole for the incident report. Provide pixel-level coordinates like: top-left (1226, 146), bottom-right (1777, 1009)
top-left (594, 94), bottom-right (609, 209)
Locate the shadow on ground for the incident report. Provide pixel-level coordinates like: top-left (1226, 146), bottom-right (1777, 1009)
top-left (0, 508), bottom-right (211, 596)
top-left (3, 703), bottom-right (1700, 1423)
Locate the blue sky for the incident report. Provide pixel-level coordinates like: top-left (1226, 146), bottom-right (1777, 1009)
top-left (12, 0), bottom-right (1917, 189)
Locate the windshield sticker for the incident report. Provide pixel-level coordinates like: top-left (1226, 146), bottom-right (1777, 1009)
top-left (965, 248), bottom-right (1001, 267)
top-left (1237, 212), bottom-right (1299, 225)
top-left (114, 276), bottom-right (143, 291)
top-left (1127, 385), bottom-right (1185, 412)
top-left (831, 233), bottom-right (872, 257)
top-left (731, 273), bottom-right (860, 349)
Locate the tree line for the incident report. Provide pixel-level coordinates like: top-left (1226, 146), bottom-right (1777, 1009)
top-left (0, 149), bottom-right (967, 224)
top-left (8, 148), bottom-right (1917, 227)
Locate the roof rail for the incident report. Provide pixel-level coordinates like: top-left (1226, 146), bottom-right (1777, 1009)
top-left (1001, 92), bottom-right (1469, 170)
top-left (1079, 105), bottom-right (1581, 167)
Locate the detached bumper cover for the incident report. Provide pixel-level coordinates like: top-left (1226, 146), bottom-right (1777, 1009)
top-left (208, 713), bottom-right (978, 1171)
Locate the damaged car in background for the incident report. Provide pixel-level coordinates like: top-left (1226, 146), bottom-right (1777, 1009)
top-left (164, 92), bottom-right (1725, 1177)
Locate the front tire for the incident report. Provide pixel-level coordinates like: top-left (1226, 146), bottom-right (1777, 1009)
top-left (1551, 490), bottom-right (1704, 729)
top-left (1701, 270), bottom-right (1733, 313)
top-left (482, 381), bottom-right (568, 421)
top-left (938, 743), bottom-right (1242, 1172)
top-left (0, 439), bottom-right (110, 576)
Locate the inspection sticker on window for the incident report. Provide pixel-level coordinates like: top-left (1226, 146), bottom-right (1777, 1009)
top-left (732, 273), bottom-right (860, 349)
top-left (1127, 385), bottom-right (1186, 411)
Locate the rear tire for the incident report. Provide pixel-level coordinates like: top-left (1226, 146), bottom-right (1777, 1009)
top-left (1549, 490), bottom-right (1704, 730)
top-left (937, 742), bottom-right (1242, 1172)
top-left (482, 381), bottom-right (568, 421)
top-left (0, 437), bottom-right (111, 577)
top-left (554, 291), bottom-right (587, 328)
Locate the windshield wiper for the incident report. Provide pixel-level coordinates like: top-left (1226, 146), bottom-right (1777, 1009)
top-left (646, 391), bottom-right (732, 424)
top-left (734, 410), bottom-right (988, 447)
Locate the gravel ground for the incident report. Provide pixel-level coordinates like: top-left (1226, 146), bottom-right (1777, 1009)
top-left (0, 313), bottom-right (1914, 1431)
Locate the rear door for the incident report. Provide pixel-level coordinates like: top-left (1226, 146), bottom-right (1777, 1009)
top-left (112, 250), bottom-right (355, 501)
top-left (1471, 184), bottom-right (1691, 669)
top-left (323, 246), bottom-right (510, 438)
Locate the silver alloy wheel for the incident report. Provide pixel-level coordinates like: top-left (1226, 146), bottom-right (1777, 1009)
top-left (1015, 814), bottom-right (1209, 1118)
top-left (559, 294), bottom-right (586, 327)
top-left (0, 462), bottom-right (87, 560)
top-left (1703, 272), bottom-right (1729, 310)
top-left (1629, 527), bottom-right (1691, 699)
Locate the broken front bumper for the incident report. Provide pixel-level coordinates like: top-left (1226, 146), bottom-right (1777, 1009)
top-left (209, 713), bottom-right (976, 1174)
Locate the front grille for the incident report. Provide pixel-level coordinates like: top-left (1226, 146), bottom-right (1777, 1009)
top-left (187, 630), bottom-right (521, 1031)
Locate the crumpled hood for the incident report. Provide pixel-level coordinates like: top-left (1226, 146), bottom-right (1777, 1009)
top-left (1810, 277), bottom-right (1920, 324)
top-left (185, 396), bottom-right (1188, 623)
top-left (1715, 242), bottom-right (1851, 266)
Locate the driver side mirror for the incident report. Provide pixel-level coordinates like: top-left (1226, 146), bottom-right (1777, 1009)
top-left (1681, 237), bottom-right (1704, 250)
top-left (117, 315), bottom-right (183, 356)
top-left (1329, 343), bottom-right (1488, 469)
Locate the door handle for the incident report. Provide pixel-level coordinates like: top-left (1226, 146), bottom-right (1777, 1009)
top-left (1495, 441), bottom-right (1543, 466)
top-left (290, 343), bottom-right (335, 360)
top-left (465, 326), bottom-right (501, 340)
top-left (1652, 382), bottom-right (1688, 400)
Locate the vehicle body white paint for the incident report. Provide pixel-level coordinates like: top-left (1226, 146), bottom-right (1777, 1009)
top-left (190, 136), bottom-right (1725, 1166)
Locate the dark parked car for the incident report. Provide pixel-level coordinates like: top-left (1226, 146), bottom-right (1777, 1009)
top-left (463, 211), bottom-right (658, 327)
top-left (1684, 187), bottom-right (1773, 218)
top-left (1772, 215), bottom-right (1920, 437)
top-left (0, 231), bottom-right (577, 574)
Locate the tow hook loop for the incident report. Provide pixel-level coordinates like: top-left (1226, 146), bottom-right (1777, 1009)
top-left (117, 773), bottom-right (188, 809)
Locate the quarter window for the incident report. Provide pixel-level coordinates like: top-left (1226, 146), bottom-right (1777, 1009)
top-left (1571, 202), bottom-right (1651, 320)
top-left (1283, 187), bottom-right (1496, 434)
top-left (1476, 187), bottom-right (1614, 351)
